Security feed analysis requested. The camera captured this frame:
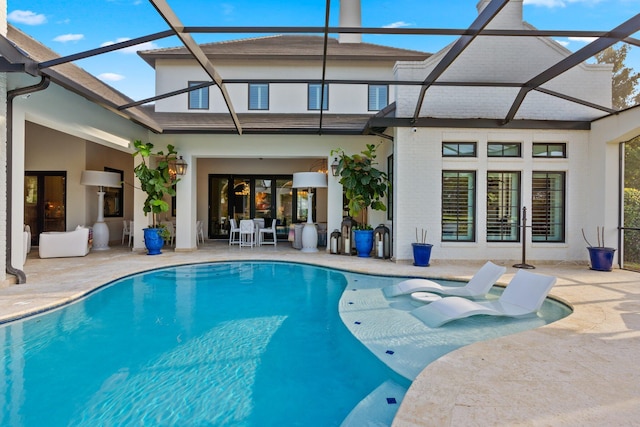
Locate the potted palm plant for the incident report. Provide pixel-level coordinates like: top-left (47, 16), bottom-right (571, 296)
top-left (582, 227), bottom-right (616, 271)
top-left (331, 144), bottom-right (390, 257)
top-left (132, 140), bottom-right (180, 255)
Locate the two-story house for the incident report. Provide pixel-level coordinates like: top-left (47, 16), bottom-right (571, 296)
top-left (2, 0), bottom-right (640, 283)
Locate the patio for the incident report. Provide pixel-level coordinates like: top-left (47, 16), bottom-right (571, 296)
top-left (3, 242), bottom-right (640, 426)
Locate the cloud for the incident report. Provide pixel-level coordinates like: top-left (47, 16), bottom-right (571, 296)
top-left (555, 39), bottom-right (570, 47)
top-left (569, 36), bottom-right (598, 43)
top-left (221, 3), bottom-right (234, 15)
top-left (383, 21), bottom-right (413, 29)
top-left (98, 73), bottom-right (125, 82)
top-left (7, 10), bottom-right (47, 25)
top-left (524, 0), bottom-right (603, 7)
top-left (101, 38), bottom-right (160, 54)
top-left (53, 34), bottom-right (84, 43)
top-left (524, 0), bottom-right (566, 6)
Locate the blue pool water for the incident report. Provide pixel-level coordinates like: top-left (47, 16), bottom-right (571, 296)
top-left (0, 262), bottom-right (570, 426)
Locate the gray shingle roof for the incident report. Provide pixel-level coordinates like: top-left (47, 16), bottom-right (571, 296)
top-left (144, 108), bottom-right (375, 134)
top-left (7, 25), bottom-right (161, 132)
top-left (138, 35), bottom-right (430, 67)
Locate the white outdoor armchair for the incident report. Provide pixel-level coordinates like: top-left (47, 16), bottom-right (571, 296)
top-left (39, 226), bottom-right (90, 259)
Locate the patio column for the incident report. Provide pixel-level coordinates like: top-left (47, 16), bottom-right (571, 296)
top-left (175, 152), bottom-right (196, 251)
top-left (132, 154), bottom-right (147, 250)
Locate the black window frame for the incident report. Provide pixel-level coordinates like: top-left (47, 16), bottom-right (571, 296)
top-left (368, 84), bottom-right (389, 111)
top-left (442, 142), bottom-right (477, 157)
top-left (533, 143), bottom-right (567, 158)
top-left (531, 171), bottom-right (566, 243)
top-left (248, 83), bottom-right (269, 110)
top-left (103, 167), bottom-right (124, 218)
top-left (188, 81), bottom-right (209, 110)
top-left (442, 170), bottom-right (476, 242)
top-left (308, 83), bottom-right (329, 111)
top-left (488, 142), bottom-right (522, 158)
top-left (486, 170), bottom-right (521, 242)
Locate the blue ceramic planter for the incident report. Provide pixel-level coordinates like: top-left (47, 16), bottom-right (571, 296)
top-left (587, 246), bottom-right (615, 271)
top-left (354, 229), bottom-right (374, 257)
top-left (143, 228), bottom-right (165, 255)
top-left (412, 243), bottom-right (433, 267)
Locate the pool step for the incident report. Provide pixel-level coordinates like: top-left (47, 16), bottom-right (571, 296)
top-left (340, 380), bottom-right (408, 427)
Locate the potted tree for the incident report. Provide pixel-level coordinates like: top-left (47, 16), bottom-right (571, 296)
top-left (132, 140), bottom-right (180, 255)
top-left (331, 144), bottom-right (390, 257)
top-left (582, 227), bottom-right (616, 271)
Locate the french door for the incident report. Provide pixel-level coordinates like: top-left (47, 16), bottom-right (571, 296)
top-left (208, 175), bottom-right (313, 240)
top-left (24, 172), bottom-right (67, 245)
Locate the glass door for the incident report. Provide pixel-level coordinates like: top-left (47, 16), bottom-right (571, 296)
top-left (254, 178), bottom-right (272, 219)
top-left (232, 177), bottom-right (251, 222)
top-left (208, 176), bottom-right (230, 239)
top-left (24, 172), bottom-right (67, 245)
top-left (275, 178), bottom-right (293, 236)
top-left (208, 175), bottom-right (302, 240)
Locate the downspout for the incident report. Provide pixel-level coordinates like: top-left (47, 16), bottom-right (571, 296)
top-left (6, 76), bottom-right (50, 284)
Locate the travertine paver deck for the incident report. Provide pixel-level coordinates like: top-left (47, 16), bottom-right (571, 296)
top-left (3, 243), bottom-right (640, 426)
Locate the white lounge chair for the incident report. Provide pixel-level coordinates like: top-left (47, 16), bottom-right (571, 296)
top-left (411, 269), bottom-right (557, 328)
top-left (382, 261), bottom-right (506, 299)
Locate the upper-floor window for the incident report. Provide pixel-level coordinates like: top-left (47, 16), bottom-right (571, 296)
top-left (188, 81), bottom-right (209, 110)
top-left (443, 142), bottom-right (477, 157)
top-left (488, 142), bottom-right (521, 157)
top-left (249, 83), bottom-right (269, 110)
top-left (533, 143), bottom-right (566, 158)
top-left (368, 84), bottom-right (388, 111)
top-left (308, 84), bottom-right (328, 111)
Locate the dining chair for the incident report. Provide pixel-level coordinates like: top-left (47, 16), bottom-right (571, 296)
top-left (160, 220), bottom-right (175, 246)
top-left (259, 220), bottom-right (277, 246)
top-left (122, 220), bottom-right (133, 247)
top-left (196, 220), bottom-right (205, 246)
top-left (239, 219), bottom-right (255, 248)
top-left (229, 218), bottom-right (241, 245)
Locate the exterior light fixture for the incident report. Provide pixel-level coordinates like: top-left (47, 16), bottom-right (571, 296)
top-left (330, 157), bottom-right (339, 176)
top-left (168, 156), bottom-right (188, 179)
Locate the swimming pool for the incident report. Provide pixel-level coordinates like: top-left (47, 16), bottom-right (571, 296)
top-left (0, 261), bottom-right (570, 426)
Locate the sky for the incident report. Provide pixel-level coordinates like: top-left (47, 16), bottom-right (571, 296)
top-left (6, 0), bottom-right (640, 101)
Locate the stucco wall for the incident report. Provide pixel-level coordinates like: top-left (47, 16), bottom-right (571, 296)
top-left (25, 123), bottom-right (88, 231)
top-left (147, 133), bottom-right (389, 250)
top-left (154, 59), bottom-right (397, 114)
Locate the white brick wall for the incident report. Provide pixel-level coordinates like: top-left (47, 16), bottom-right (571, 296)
top-left (393, 126), bottom-right (592, 263)
top-left (394, 2), bottom-right (612, 120)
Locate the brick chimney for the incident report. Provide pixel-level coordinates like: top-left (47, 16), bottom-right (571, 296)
top-left (339, 0), bottom-right (362, 43)
top-left (476, 0), bottom-right (523, 30)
